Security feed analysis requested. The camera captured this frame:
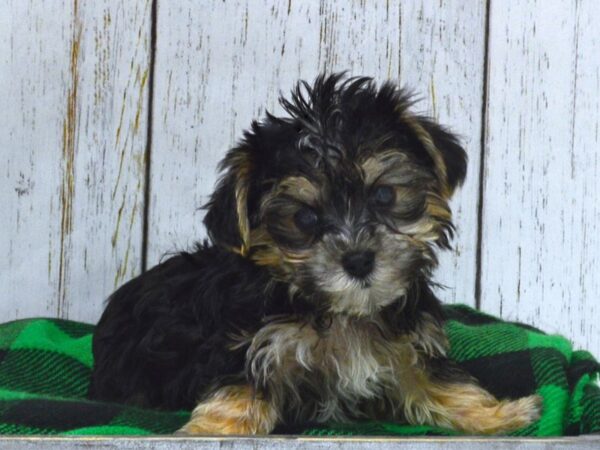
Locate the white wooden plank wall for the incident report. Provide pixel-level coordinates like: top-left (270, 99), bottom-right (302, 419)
top-left (0, 0), bottom-right (151, 322)
top-left (481, 0), bottom-right (600, 355)
top-left (397, 1), bottom-right (486, 306)
top-left (1, 1), bottom-right (598, 357)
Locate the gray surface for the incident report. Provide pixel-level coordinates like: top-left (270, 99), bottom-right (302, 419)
top-left (0, 436), bottom-right (599, 450)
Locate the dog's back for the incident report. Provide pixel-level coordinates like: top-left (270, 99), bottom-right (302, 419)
top-left (88, 243), bottom-right (278, 410)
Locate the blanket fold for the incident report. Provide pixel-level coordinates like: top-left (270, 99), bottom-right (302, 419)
top-left (0, 305), bottom-right (598, 436)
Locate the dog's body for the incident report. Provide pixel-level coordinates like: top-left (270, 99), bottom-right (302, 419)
top-left (89, 74), bottom-right (541, 434)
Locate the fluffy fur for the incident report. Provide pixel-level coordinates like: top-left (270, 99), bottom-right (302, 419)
top-left (89, 74), bottom-right (541, 434)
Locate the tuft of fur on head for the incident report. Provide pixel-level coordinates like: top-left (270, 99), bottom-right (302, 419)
top-left (204, 73), bottom-right (467, 318)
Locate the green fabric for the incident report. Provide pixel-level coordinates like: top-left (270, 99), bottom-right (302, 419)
top-left (0, 306), bottom-right (598, 436)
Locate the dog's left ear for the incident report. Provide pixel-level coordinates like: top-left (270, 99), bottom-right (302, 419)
top-left (404, 115), bottom-right (468, 198)
top-left (203, 145), bottom-right (253, 255)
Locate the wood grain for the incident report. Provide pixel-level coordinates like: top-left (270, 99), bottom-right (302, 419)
top-left (0, 436), bottom-right (599, 450)
top-left (1, 436), bottom-right (600, 450)
top-left (148, 0), bottom-right (486, 306)
top-left (480, 0), bottom-right (600, 355)
top-left (0, 0), bottom-right (151, 322)
top-left (398, 1), bottom-right (486, 305)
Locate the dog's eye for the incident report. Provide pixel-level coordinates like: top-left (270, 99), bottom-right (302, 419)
top-left (371, 185), bottom-right (395, 207)
top-left (294, 206), bottom-right (319, 233)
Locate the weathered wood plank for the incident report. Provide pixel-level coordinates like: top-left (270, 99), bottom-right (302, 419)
top-left (398, 1), bottom-right (487, 305)
top-left (480, 0), bottom-right (600, 355)
top-left (1, 436), bottom-right (600, 450)
top-left (149, 0), bottom-right (486, 306)
top-left (0, 1), bottom-right (151, 322)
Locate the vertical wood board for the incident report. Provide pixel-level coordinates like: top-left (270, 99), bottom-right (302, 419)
top-left (0, 1), bottom-right (151, 322)
top-left (481, 0), bottom-right (600, 355)
top-left (398, 0), bottom-right (486, 305)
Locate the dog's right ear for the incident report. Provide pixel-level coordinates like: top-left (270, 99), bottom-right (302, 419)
top-left (203, 145), bottom-right (253, 255)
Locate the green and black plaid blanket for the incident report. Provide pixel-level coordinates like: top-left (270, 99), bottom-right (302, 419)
top-left (0, 305), bottom-right (598, 436)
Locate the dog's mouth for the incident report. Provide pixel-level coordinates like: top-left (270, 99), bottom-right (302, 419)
top-left (345, 274), bottom-right (374, 290)
top-left (348, 276), bottom-right (376, 291)
top-left (318, 275), bottom-right (407, 317)
top-left (358, 279), bottom-right (372, 289)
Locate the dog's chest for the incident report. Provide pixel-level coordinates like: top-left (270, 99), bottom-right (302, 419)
top-left (248, 316), bottom-right (415, 421)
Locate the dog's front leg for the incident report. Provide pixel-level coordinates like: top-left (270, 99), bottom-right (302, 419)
top-left (178, 385), bottom-right (278, 435)
top-left (398, 365), bottom-right (542, 435)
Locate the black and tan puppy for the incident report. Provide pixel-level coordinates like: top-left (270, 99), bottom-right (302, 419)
top-left (89, 74), bottom-right (541, 435)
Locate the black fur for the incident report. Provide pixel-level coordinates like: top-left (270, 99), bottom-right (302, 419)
top-left (89, 244), bottom-right (276, 409)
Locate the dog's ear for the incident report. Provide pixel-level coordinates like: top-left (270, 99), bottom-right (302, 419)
top-left (402, 114), bottom-right (468, 198)
top-left (203, 145), bottom-right (253, 255)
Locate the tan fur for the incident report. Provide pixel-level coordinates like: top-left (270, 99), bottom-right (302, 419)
top-left (230, 154), bottom-right (253, 256)
top-left (248, 226), bottom-right (310, 276)
top-left (247, 227), bottom-right (284, 268)
top-left (401, 374), bottom-right (542, 434)
top-left (401, 114), bottom-right (452, 198)
top-left (359, 150), bottom-right (425, 187)
top-left (179, 385), bottom-right (278, 435)
top-left (395, 192), bottom-right (452, 245)
top-left (426, 192), bottom-right (452, 223)
top-left (360, 150), bottom-right (410, 185)
top-left (275, 176), bottom-right (320, 205)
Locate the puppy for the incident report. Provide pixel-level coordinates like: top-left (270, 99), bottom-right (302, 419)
top-left (89, 74), bottom-right (541, 435)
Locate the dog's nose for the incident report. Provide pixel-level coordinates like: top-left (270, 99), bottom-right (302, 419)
top-left (342, 250), bottom-right (375, 279)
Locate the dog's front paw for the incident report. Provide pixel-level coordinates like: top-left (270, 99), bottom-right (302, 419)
top-left (414, 380), bottom-right (544, 435)
top-left (457, 393), bottom-right (543, 435)
top-left (500, 394), bottom-right (543, 430)
top-left (176, 385), bottom-right (278, 436)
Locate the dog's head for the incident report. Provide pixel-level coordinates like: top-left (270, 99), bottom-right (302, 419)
top-left (204, 74), bottom-right (466, 316)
